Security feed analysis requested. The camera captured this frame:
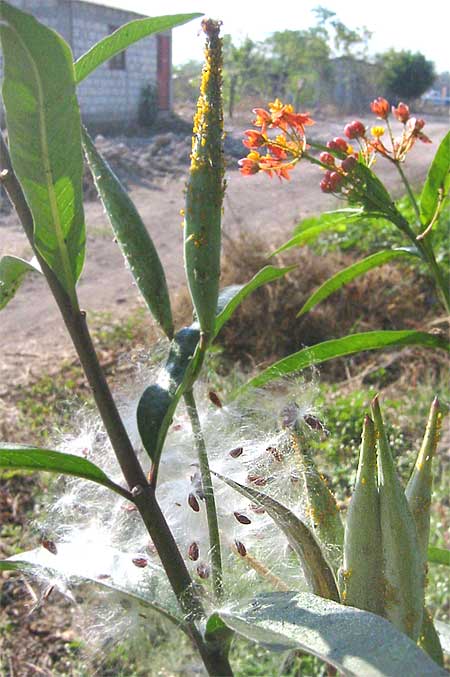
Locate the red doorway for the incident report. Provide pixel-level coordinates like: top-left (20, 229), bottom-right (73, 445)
top-left (157, 34), bottom-right (171, 110)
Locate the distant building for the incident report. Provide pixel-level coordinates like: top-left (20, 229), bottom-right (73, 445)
top-left (0, 0), bottom-right (172, 128)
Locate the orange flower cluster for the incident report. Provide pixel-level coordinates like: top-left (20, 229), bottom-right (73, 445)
top-left (239, 99), bottom-right (314, 180)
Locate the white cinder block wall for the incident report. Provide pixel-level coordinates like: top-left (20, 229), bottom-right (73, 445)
top-left (0, 0), bottom-right (170, 127)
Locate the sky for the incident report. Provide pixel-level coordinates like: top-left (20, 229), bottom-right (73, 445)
top-left (97, 0), bottom-right (449, 73)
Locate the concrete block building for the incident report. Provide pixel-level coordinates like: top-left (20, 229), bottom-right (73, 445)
top-left (0, 0), bottom-right (172, 127)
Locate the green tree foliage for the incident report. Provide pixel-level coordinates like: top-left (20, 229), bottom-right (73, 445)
top-left (378, 50), bottom-right (436, 101)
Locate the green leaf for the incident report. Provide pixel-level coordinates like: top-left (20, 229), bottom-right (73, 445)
top-left (82, 128), bottom-right (173, 338)
top-left (371, 396), bottom-right (424, 641)
top-left (74, 13), bottom-right (202, 83)
top-left (0, 255), bottom-right (41, 310)
top-left (428, 546), bottom-right (450, 566)
top-left (420, 131), bottom-right (450, 226)
top-left (218, 591), bottom-right (447, 676)
top-left (240, 331), bottom-right (450, 393)
top-left (137, 327), bottom-right (201, 478)
top-left (0, 2), bottom-right (85, 301)
top-left (215, 472), bottom-right (339, 602)
top-left (297, 249), bottom-right (416, 317)
top-left (214, 265), bottom-right (296, 336)
top-left (419, 610), bottom-right (444, 668)
top-left (0, 444), bottom-right (129, 499)
top-left (435, 621), bottom-right (450, 657)
top-left (340, 415), bottom-right (384, 615)
top-left (1, 544), bottom-right (185, 631)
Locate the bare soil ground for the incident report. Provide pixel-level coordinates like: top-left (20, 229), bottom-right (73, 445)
top-left (1, 116), bottom-right (448, 385)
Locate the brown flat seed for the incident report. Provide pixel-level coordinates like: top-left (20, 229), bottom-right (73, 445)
top-left (188, 493), bottom-right (200, 512)
top-left (97, 574), bottom-right (111, 580)
top-left (303, 414), bottom-right (328, 435)
top-left (208, 391), bottom-right (223, 408)
top-left (188, 542), bottom-right (199, 561)
top-left (247, 474), bottom-right (267, 486)
top-left (250, 503), bottom-right (266, 514)
top-left (197, 563), bottom-right (210, 579)
top-left (234, 511), bottom-right (251, 525)
top-left (234, 540), bottom-right (247, 557)
top-left (132, 557), bottom-right (148, 568)
top-left (229, 446), bottom-right (243, 458)
top-left (41, 539), bottom-right (57, 555)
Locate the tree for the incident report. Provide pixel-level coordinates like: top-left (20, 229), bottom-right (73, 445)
top-left (378, 50), bottom-right (436, 102)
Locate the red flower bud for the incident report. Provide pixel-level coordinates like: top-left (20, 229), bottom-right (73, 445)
top-left (327, 137), bottom-right (348, 153)
top-left (319, 152), bottom-right (335, 166)
top-left (344, 120), bottom-right (366, 139)
top-left (341, 155), bottom-right (357, 173)
top-left (329, 171), bottom-right (343, 190)
top-left (392, 102), bottom-right (410, 123)
top-left (370, 97), bottom-right (390, 119)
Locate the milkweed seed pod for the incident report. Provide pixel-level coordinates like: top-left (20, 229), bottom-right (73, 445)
top-left (371, 395), bottom-right (424, 641)
top-left (184, 19), bottom-right (225, 342)
top-left (340, 416), bottom-right (384, 615)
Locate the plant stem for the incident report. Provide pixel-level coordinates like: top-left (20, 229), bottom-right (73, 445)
top-left (394, 160), bottom-right (421, 224)
top-left (0, 134), bottom-right (233, 676)
top-left (184, 388), bottom-right (224, 601)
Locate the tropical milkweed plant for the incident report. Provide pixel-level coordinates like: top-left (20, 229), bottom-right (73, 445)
top-left (0, 3), bottom-right (449, 675)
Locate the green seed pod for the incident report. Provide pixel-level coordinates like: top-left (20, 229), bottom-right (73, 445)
top-left (340, 415), bottom-right (384, 614)
top-left (406, 398), bottom-right (444, 664)
top-left (371, 395), bottom-right (424, 641)
top-left (405, 397), bottom-right (441, 562)
top-left (290, 427), bottom-right (343, 571)
top-left (418, 608), bottom-right (444, 667)
top-left (184, 19), bottom-right (225, 342)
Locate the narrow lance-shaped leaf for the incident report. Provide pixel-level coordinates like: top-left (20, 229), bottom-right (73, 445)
top-left (340, 415), bottom-right (384, 615)
top-left (0, 2), bottom-right (85, 302)
top-left (215, 472), bottom-right (339, 602)
top-left (214, 265), bottom-right (296, 337)
top-left (215, 591), bottom-right (447, 677)
top-left (184, 20), bottom-right (225, 341)
top-left (239, 331), bottom-right (450, 394)
top-left (428, 546), bottom-right (450, 566)
top-left (0, 444), bottom-right (130, 499)
top-left (137, 327), bottom-right (201, 482)
top-left (371, 396), bottom-right (424, 641)
top-left (288, 426), bottom-right (343, 571)
top-left (297, 249), bottom-right (416, 317)
top-left (0, 255), bottom-right (41, 310)
top-left (0, 544), bottom-right (185, 631)
top-left (82, 128), bottom-right (173, 338)
top-left (419, 610), bottom-right (445, 668)
top-left (420, 130), bottom-right (450, 227)
top-left (74, 13), bottom-right (202, 83)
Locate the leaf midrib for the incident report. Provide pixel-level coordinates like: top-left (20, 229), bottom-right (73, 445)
top-left (10, 23), bottom-right (77, 300)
